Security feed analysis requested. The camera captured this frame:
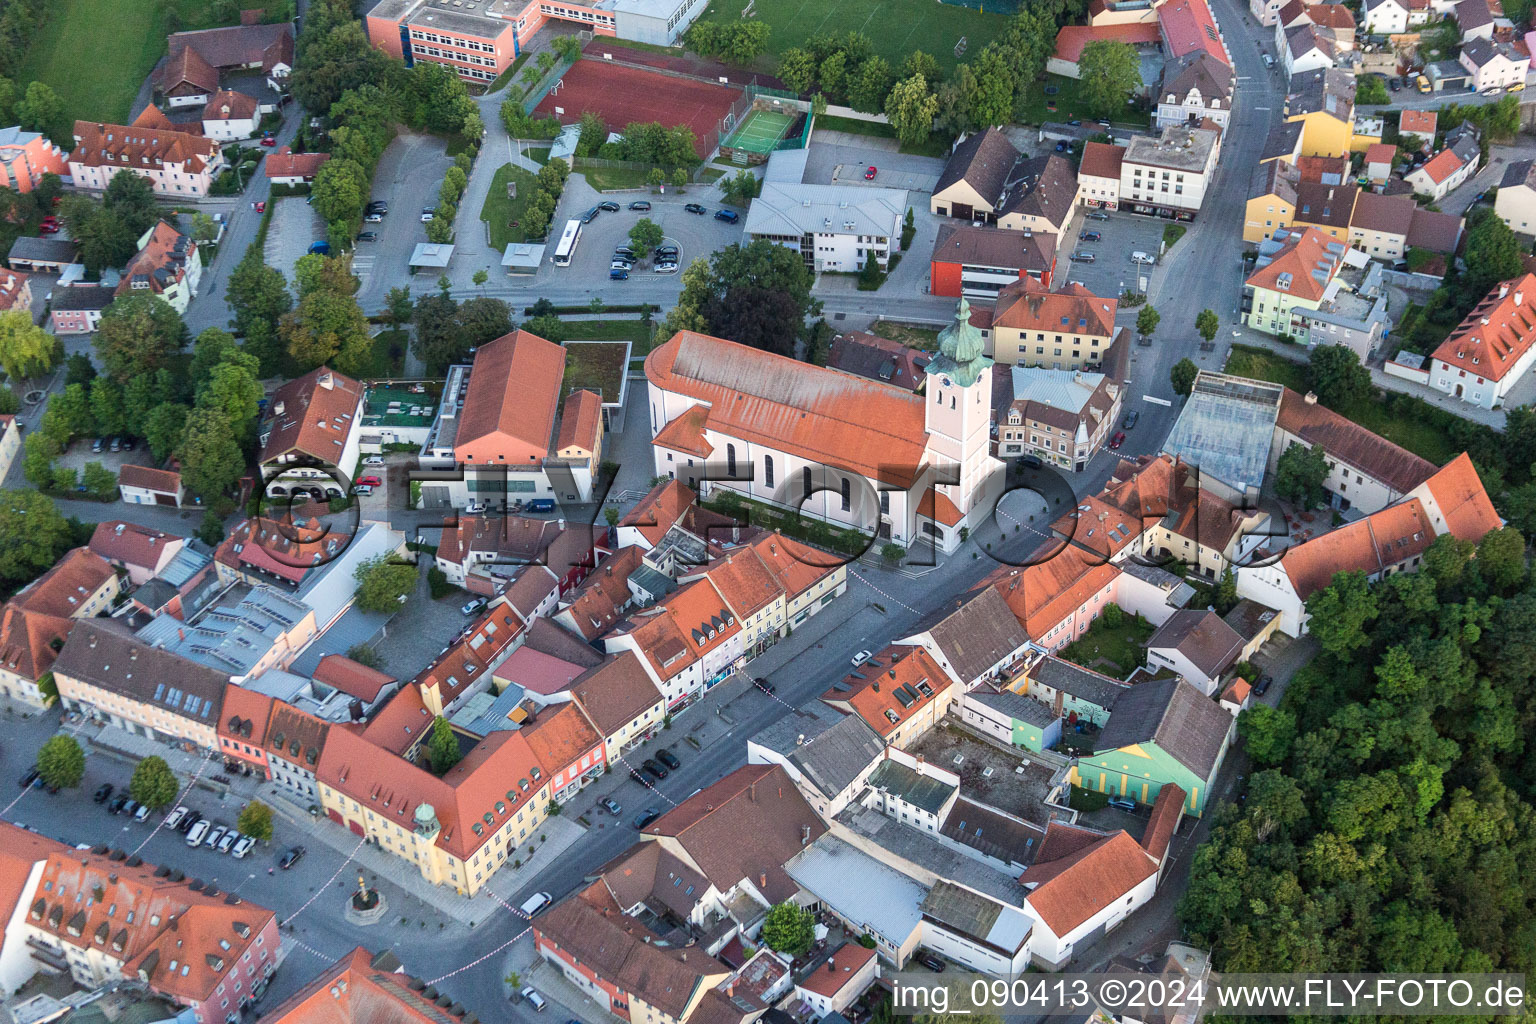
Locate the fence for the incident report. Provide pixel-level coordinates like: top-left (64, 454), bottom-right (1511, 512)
top-left (572, 155), bottom-right (711, 184)
top-left (519, 54), bottom-right (579, 115)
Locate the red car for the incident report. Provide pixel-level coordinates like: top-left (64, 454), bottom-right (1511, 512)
top-left (1108, 431), bottom-right (1127, 450)
top-left (253, 201), bottom-right (266, 213)
top-left (356, 475), bottom-right (383, 487)
top-left (38, 220), bottom-right (59, 234)
top-left (864, 165), bottom-right (877, 180)
top-left (260, 134), bottom-right (277, 147)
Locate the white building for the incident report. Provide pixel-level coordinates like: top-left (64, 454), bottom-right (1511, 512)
top-left (1119, 124), bottom-right (1221, 219)
top-left (644, 299), bottom-right (1003, 554)
top-left (258, 366), bottom-right (365, 498)
top-left (1428, 273), bottom-right (1536, 408)
top-left (1459, 37), bottom-right (1530, 92)
top-left (115, 220), bottom-right (202, 315)
top-left (1156, 53), bottom-right (1235, 129)
top-left (1404, 127), bottom-right (1481, 200)
top-left (201, 89), bottom-right (259, 140)
top-left (744, 181), bottom-right (908, 272)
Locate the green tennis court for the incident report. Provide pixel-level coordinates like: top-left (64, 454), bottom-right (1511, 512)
top-left (726, 108), bottom-right (796, 153)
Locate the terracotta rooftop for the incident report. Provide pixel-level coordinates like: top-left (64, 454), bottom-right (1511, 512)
top-left (203, 89), bottom-right (257, 122)
top-left (265, 145), bottom-right (330, 180)
top-left (1398, 109), bottom-right (1438, 135)
top-left (1020, 825), bottom-right (1157, 935)
top-left (258, 366), bottom-right (364, 474)
top-left (1276, 388), bottom-right (1434, 495)
top-left (1279, 496), bottom-right (1435, 599)
top-left (1078, 140), bottom-right (1126, 180)
top-left (312, 653), bottom-right (396, 703)
top-left (1435, 273), bottom-right (1536, 382)
top-left (1246, 226), bottom-right (1343, 302)
top-left (1415, 452), bottom-right (1502, 543)
top-left (255, 946), bottom-right (462, 1024)
top-left (454, 330), bottom-right (566, 464)
top-left (11, 547), bottom-right (115, 620)
top-left (70, 113), bottom-right (218, 176)
top-left (521, 701), bottom-right (603, 780)
top-left (797, 942), bottom-right (876, 998)
top-left (559, 545), bottom-right (645, 640)
top-left (993, 279), bottom-right (1117, 338)
top-left (821, 644), bottom-right (954, 738)
top-left (117, 464), bottom-right (182, 493)
top-left (89, 520), bottom-right (182, 573)
top-left (556, 388), bottom-right (603, 455)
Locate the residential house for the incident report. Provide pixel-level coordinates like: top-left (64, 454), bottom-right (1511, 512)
top-left (794, 944), bottom-right (877, 1017)
top-left (264, 146), bottom-right (330, 185)
top-left (88, 521), bottom-right (185, 585)
top-left (7, 236), bottom-right (77, 273)
top-left (929, 223), bottom-right (1055, 299)
top-left (1270, 387), bottom-right (1435, 512)
top-left (258, 365), bottom-right (365, 496)
top-left (522, 700), bottom-right (606, 802)
top-left (1244, 158), bottom-right (1300, 243)
top-left (991, 278), bottom-right (1118, 371)
top-left (1285, 67), bottom-right (1356, 158)
top-left (930, 128), bottom-right (1020, 221)
top-left (0, 126), bottom-right (68, 192)
top-left (1348, 189), bottom-right (1465, 259)
top-left (555, 389), bottom-right (604, 470)
top-left (1156, 53), bottom-right (1235, 129)
top-left (47, 284), bottom-right (116, 335)
top-left (1118, 124), bottom-right (1221, 219)
top-left (1283, 23), bottom-right (1337, 79)
top-left (747, 705), bottom-right (886, 818)
top-left (433, 514), bottom-right (563, 589)
top-left (200, 89), bottom-right (259, 140)
top-left (0, 548), bottom-right (119, 708)
top-left (1020, 654), bottom-right (1127, 727)
top-left (1077, 140), bottom-right (1124, 211)
top-left (1144, 609), bottom-right (1244, 694)
top-left (996, 366), bottom-right (1124, 470)
top-left (551, 545), bottom-right (644, 640)
top-left (0, 822), bottom-right (280, 1023)
top-left (1398, 108), bottom-right (1439, 148)
top-left (157, 44), bottom-right (219, 107)
top-left (218, 684), bottom-right (274, 778)
top-left (53, 619), bottom-right (230, 751)
top-left (1292, 180), bottom-right (1357, 241)
top-left (1496, 158), bottom-right (1536, 232)
top-left (1049, 23), bottom-right (1164, 79)
top-left (1075, 676), bottom-right (1232, 813)
top-left (959, 686), bottom-right (1063, 752)
top-left (1455, 0), bottom-right (1496, 38)
top-left (1242, 226), bottom-right (1348, 338)
top-left (114, 220), bottom-right (201, 314)
top-left (165, 21), bottom-right (295, 92)
top-left (255, 947), bottom-right (468, 1024)
top-left (1404, 128), bottom-right (1481, 199)
top-left (117, 465), bottom-right (187, 507)
top-left (745, 181), bottom-right (908, 272)
top-left (1362, 0), bottom-right (1431, 32)
top-left (68, 107), bottom-right (223, 197)
top-left (1429, 273), bottom-right (1536, 408)
top-left (1364, 141), bottom-right (1396, 184)
top-left (896, 584), bottom-right (1030, 691)
top-left (1460, 37), bottom-right (1529, 91)
top-left (820, 644), bottom-right (957, 747)
top-left (0, 270), bottom-right (29, 314)
top-left (568, 652), bottom-right (666, 761)
top-left (828, 330), bottom-right (931, 389)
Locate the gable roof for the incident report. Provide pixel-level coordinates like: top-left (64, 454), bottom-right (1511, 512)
top-left (993, 278), bottom-right (1117, 337)
top-left (1398, 109), bottom-right (1438, 135)
top-left (985, 542), bottom-right (1121, 640)
top-left (53, 619), bottom-right (228, 723)
top-left (1158, 0), bottom-right (1229, 63)
top-left (1146, 609), bottom-right (1243, 677)
top-left (1276, 388), bottom-right (1435, 494)
top-left (311, 653), bottom-right (396, 703)
top-left (569, 651), bottom-right (666, 735)
top-left (1245, 226), bottom-right (1343, 301)
top-left (559, 545), bottom-right (646, 639)
top-left (11, 547), bottom-right (115, 619)
top-left (641, 763), bottom-right (827, 902)
top-left (1139, 783), bottom-right (1185, 863)
top-left (455, 330), bottom-right (567, 460)
top-left (1094, 676), bottom-right (1231, 778)
top-left (933, 127), bottom-right (1020, 203)
top-left (167, 22), bottom-right (295, 72)
top-left (1162, 52), bottom-right (1234, 102)
top-left (999, 154), bottom-right (1078, 228)
top-left (255, 946), bottom-right (466, 1024)
top-left (1078, 141), bottom-right (1125, 180)
top-left (265, 145), bottom-right (330, 180)
top-left (158, 44), bottom-right (219, 95)
top-left (89, 520), bottom-right (182, 573)
top-left (906, 585), bottom-right (1028, 685)
top-left (1415, 452), bottom-right (1502, 543)
top-left (69, 118), bottom-right (218, 176)
top-left (117, 464), bottom-right (182, 494)
top-left (1411, 145), bottom-right (1468, 186)
top-left (1279, 496), bottom-right (1435, 598)
top-left (1434, 273), bottom-right (1536, 381)
top-left (828, 330), bottom-right (930, 391)
top-left (1020, 825), bottom-right (1157, 935)
top-left (821, 644), bottom-right (954, 737)
top-left (259, 366), bottom-right (364, 472)
top-left (203, 89), bottom-right (258, 122)
top-left (557, 388), bottom-right (603, 454)
top-left (645, 330), bottom-right (929, 487)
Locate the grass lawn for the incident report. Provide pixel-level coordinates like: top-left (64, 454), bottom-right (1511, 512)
top-left (1015, 74), bottom-right (1151, 129)
top-left (559, 319), bottom-right (656, 350)
top-left (480, 163), bottom-right (543, 250)
top-left (699, 167), bottom-right (728, 183)
top-left (695, 0), bottom-right (1004, 75)
top-left (872, 320), bottom-right (939, 348)
top-left (362, 330), bottom-right (409, 380)
top-left (573, 160), bottom-right (658, 191)
top-left (562, 341), bottom-right (630, 402)
top-left (1058, 610), bottom-right (1153, 677)
top-left (1224, 344), bottom-right (1461, 464)
top-left (17, 0), bottom-right (288, 125)
top-left (489, 50), bottom-right (533, 93)
top-left (526, 147), bottom-right (552, 165)
top-left (1069, 785), bottom-right (1110, 812)
top-left (812, 115), bottom-right (950, 158)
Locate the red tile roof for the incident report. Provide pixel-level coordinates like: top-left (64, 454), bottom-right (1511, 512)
top-left (986, 544), bottom-right (1121, 640)
top-left (1245, 226), bottom-right (1342, 302)
top-left (1417, 452), bottom-right (1502, 542)
top-left (312, 653), bottom-right (396, 703)
top-left (916, 489), bottom-right (965, 527)
top-left (259, 366), bottom-right (364, 472)
top-left (117, 464), bottom-right (182, 494)
top-left (219, 683), bottom-right (274, 747)
top-left (620, 481), bottom-right (699, 547)
top-left (522, 701), bottom-right (604, 779)
top-left (1275, 389), bottom-right (1435, 495)
top-left (265, 146), bottom-right (330, 180)
top-left (1079, 141), bottom-right (1126, 180)
top-left (646, 330), bottom-right (929, 487)
top-left (12, 547), bottom-right (115, 619)
top-left (158, 44), bottom-right (219, 95)
top-left (821, 644), bottom-right (954, 738)
top-left (797, 942), bottom-right (876, 998)
top-left (70, 116), bottom-right (218, 176)
top-left (255, 946), bottom-right (465, 1024)
top-left (1399, 109), bottom-right (1438, 135)
top-left (1280, 497), bottom-right (1435, 599)
top-left (993, 279), bottom-right (1117, 338)
top-left (556, 388), bottom-right (603, 454)
top-left (699, 546), bottom-right (782, 619)
top-left (455, 330), bottom-right (566, 463)
top-left (1364, 142), bottom-right (1397, 165)
top-left (1158, 0), bottom-right (1229, 64)
top-left (1139, 783), bottom-right (1185, 863)
top-left (1020, 824), bottom-right (1157, 935)
top-left (215, 517), bottom-right (351, 584)
top-left (89, 520), bottom-right (182, 573)
top-left (1054, 22), bottom-right (1163, 62)
top-left (653, 404), bottom-right (715, 457)
top-left (115, 220), bottom-right (198, 301)
top-left (1434, 273), bottom-right (1536, 382)
top-left (1413, 146), bottom-right (1465, 185)
top-left (415, 603), bottom-right (527, 709)
top-left (203, 89), bottom-right (257, 122)
top-left (0, 269), bottom-right (29, 310)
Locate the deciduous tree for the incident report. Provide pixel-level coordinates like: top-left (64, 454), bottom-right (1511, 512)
top-left (1275, 442), bottom-right (1329, 507)
top-left (1078, 40), bottom-right (1139, 118)
top-left (237, 801), bottom-right (275, 842)
top-left (129, 755), bottom-right (179, 810)
top-left (426, 715), bottom-right (461, 774)
top-left (1307, 344), bottom-right (1372, 408)
top-left (353, 555), bottom-right (416, 612)
top-left (629, 218), bottom-right (664, 254)
top-left (761, 901), bottom-right (815, 955)
top-left (95, 295), bottom-right (185, 383)
top-left (884, 73), bottom-right (938, 148)
top-left (177, 408), bottom-right (246, 501)
top-left (38, 735), bottom-right (84, 788)
top-left (1170, 357), bottom-right (1198, 396)
top-left (0, 308), bottom-right (57, 381)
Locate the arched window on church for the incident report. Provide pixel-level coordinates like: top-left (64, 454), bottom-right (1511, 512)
top-left (803, 467), bottom-right (813, 499)
top-left (764, 454), bottom-right (774, 488)
top-left (726, 443), bottom-right (737, 475)
top-left (840, 477), bottom-right (851, 512)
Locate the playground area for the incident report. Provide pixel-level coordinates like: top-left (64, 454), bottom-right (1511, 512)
top-left (724, 107), bottom-right (796, 154)
top-left (533, 59), bottom-right (743, 159)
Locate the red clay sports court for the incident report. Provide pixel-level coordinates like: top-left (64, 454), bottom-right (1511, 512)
top-left (534, 61), bottom-right (742, 159)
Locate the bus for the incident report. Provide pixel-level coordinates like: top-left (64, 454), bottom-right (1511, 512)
top-left (552, 219), bottom-right (582, 266)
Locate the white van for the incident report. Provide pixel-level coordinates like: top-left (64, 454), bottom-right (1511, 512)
top-left (519, 891), bottom-right (553, 917)
top-left (164, 806), bottom-right (188, 830)
top-left (185, 819), bottom-right (211, 847)
top-left (1131, 251), bottom-right (1155, 265)
top-left (521, 988), bottom-right (548, 1012)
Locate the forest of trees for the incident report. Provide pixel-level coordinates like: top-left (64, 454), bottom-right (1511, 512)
top-left (1179, 527), bottom-right (1536, 978)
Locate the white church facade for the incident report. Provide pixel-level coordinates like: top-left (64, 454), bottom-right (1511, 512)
top-left (643, 301), bottom-right (1003, 554)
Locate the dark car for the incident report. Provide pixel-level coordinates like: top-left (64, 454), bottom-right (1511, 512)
top-left (1021, 454), bottom-right (1044, 469)
top-left (656, 749), bottom-right (681, 770)
top-left (613, 246), bottom-right (637, 260)
top-left (279, 846), bottom-right (306, 870)
top-left (629, 200), bottom-right (651, 211)
top-left (17, 766), bottom-right (38, 789)
top-left (684, 203), bottom-right (707, 214)
top-left (366, 201), bottom-right (388, 212)
top-left (580, 206), bottom-right (601, 223)
top-left (919, 954), bottom-right (946, 972)
top-left (1390, 77), bottom-right (1402, 91)
top-left (1087, 210), bottom-right (1110, 221)
top-left (93, 783), bottom-right (114, 804)
top-left (1055, 140), bottom-right (1067, 152)
top-left (356, 231), bottom-right (378, 242)
top-left (598, 201), bottom-right (620, 212)
top-left (1080, 230), bottom-right (1102, 242)
top-left (754, 677), bottom-right (776, 694)
top-left (634, 807), bottom-right (661, 829)
top-left (1122, 410), bottom-right (1140, 429)
top-left (641, 759), bottom-right (668, 780)
top-left (1254, 675), bottom-right (1274, 696)
top-left (655, 246), bottom-right (679, 260)
top-left (176, 811), bottom-right (200, 833)
top-left (629, 767), bottom-right (647, 784)
top-left (1108, 430), bottom-right (1126, 450)
top-left (609, 267), bottom-right (629, 280)
top-left (107, 794), bottom-right (130, 814)
top-left (714, 209), bottom-right (739, 223)
top-left (1066, 119), bottom-right (1082, 127)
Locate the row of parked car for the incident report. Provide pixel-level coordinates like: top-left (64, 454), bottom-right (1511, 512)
top-left (625, 747), bottom-right (682, 784)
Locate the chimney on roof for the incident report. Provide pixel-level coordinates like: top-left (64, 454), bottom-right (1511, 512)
top-left (1303, 391), bottom-right (1318, 405)
top-left (802, 825), bottom-right (811, 846)
top-left (727, 983), bottom-right (734, 997)
top-left (749, 782), bottom-right (755, 802)
top-left (828, 960), bottom-right (836, 972)
top-left (1517, 290), bottom-right (1524, 306)
top-left (759, 873), bottom-right (767, 888)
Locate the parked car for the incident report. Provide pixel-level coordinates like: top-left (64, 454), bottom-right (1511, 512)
top-left (1086, 210), bottom-right (1110, 221)
top-left (462, 597), bottom-right (487, 616)
top-left (684, 203), bottom-right (707, 214)
top-left (134, 804), bottom-right (151, 822)
top-left (307, 241), bottom-right (330, 255)
top-left (521, 988), bottom-right (548, 1013)
top-left (91, 438), bottom-right (104, 453)
top-left (654, 261), bottom-right (678, 273)
top-left (107, 795), bottom-right (130, 814)
top-left (634, 807), bottom-right (661, 829)
top-left (1054, 141), bottom-right (1067, 152)
top-left (466, 502), bottom-right (487, 514)
top-left (205, 825), bottom-right (228, 848)
top-left (1108, 430), bottom-right (1126, 449)
top-left (613, 247), bottom-right (636, 260)
top-left (628, 768), bottom-right (646, 784)
top-left (176, 811), bottom-right (200, 833)
top-left (279, 845), bottom-right (306, 869)
top-left (121, 799), bottom-right (139, 817)
top-left (356, 231), bottom-right (378, 241)
top-left (754, 677), bottom-right (776, 694)
top-left (1080, 231), bottom-right (1102, 242)
top-left (1069, 252), bottom-right (1095, 263)
top-left (353, 485), bottom-right (373, 496)
top-left (1066, 119), bottom-right (1082, 127)
top-left (216, 831), bottom-right (237, 853)
top-left (601, 797), bottom-right (622, 815)
top-left (918, 954), bottom-right (947, 972)
top-left (598, 201), bottom-right (620, 212)
top-left (93, 783), bottom-right (115, 804)
top-left (421, 209), bottom-right (436, 222)
top-left (1021, 454), bottom-right (1044, 469)
top-left (655, 245), bottom-right (679, 259)
top-left (527, 498), bottom-right (556, 512)
top-left (1122, 410), bottom-right (1140, 429)
top-left (629, 200), bottom-right (651, 211)
top-left (580, 206), bottom-right (601, 223)
top-left (367, 200), bottom-right (388, 212)
top-left (1131, 251), bottom-right (1154, 264)
top-left (851, 649), bottom-right (872, 667)
top-left (260, 133), bottom-right (277, 147)
top-left (1107, 796), bottom-right (1137, 812)
top-left (186, 820), bottom-right (212, 846)
top-left (520, 892), bottom-right (553, 917)
top-left (611, 260), bottom-right (635, 272)
top-left (1254, 675), bottom-right (1274, 696)
top-left (17, 766), bottom-right (38, 789)
top-left (714, 208), bottom-right (739, 223)
top-left (864, 165), bottom-right (877, 179)
top-left (364, 456), bottom-right (385, 465)
top-left (641, 759), bottom-right (668, 780)
top-left (1390, 76), bottom-right (1402, 92)
top-left (163, 805), bottom-right (188, 829)
top-left (656, 749), bottom-right (681, 770)
top-left (232, 835), bottom-right (256, 859)
top-left (364, 212), bottom-right (383, 222)
top-left (609, 267), bottom-right (629, 280)
top-left (356, 475), bottom-right (382, 487)
top-left (38, 219), bottom-right (59, 234)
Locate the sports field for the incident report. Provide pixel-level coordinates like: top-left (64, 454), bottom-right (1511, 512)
top-left (726, 108), bottom-right (795, 153)
top-left (535, 60), bottom-right (742, 159)
top-left (694, 0), bottom-right (1006, 74)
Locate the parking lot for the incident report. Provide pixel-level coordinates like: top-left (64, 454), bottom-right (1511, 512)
top-left (1055, 207), bottom-right (1173, 299)
top-left (803, 138), bottom-right (946, 191)
top-left (355, 134), bottom-right (454, 307)
top-left (264, 197), bottom-right (325, 284)
top-left (548, 177), bottom-right (746, 282)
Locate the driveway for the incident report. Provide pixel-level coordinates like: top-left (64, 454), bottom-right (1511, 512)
top-left (264, 197), bottom-right (325, 283)
top-left (355, 134), bottom-right (454, 308)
